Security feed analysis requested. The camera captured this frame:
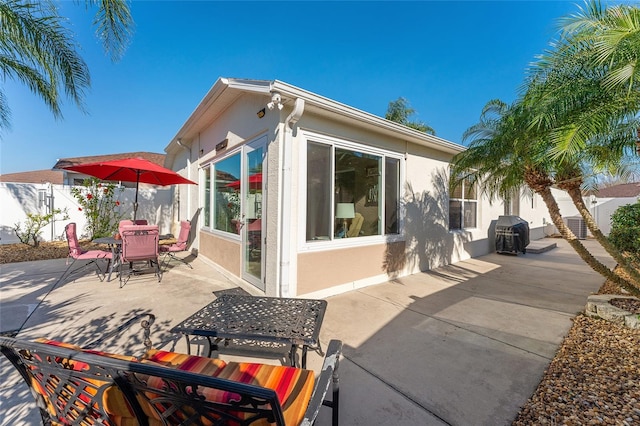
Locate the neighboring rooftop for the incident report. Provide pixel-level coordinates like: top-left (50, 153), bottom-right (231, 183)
top-left (1, 152), bottom-right (167, 185)
top-left (0, 169), bottom-right (64, 184)
top-left (590, 183), bottom-right (640, 198)
top-left (52, 152), bottom-right (166, 170)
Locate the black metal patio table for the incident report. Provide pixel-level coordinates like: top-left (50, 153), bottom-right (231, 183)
top-left (170, 294), bottom-right (327, 368)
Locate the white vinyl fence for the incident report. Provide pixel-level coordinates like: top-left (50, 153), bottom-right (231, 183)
top-left (0, 182), bottom-right (174, 245)
top-left (553, 192), bottom-right (639, 237)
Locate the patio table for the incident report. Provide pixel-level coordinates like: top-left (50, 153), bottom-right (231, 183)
top-left (93, 234), bottom-right (174, 282)
top-left (92, 236), bottom-right (121, 282)
top-left (170, 294), bottom-right (327, 368)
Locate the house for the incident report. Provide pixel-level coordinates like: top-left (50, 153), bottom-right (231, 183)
top-left (0, 169), bottom-right (64, 184)
top-left (158, 78), bottom-right (551, 298)
top-left (589, 182), bottom-right (640, 198)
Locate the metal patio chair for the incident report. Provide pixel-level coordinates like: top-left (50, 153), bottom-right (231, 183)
top-left (159, 220), bottom-right (193, 270)
top-left (119, 224), bottom-right (162, 287)
top-left (59, 223), bottom-right (113, 283)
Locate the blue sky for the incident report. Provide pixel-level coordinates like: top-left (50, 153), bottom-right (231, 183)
top-left (1, 1), bottom-right (583, 174)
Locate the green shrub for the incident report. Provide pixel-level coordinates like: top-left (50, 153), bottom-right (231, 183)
top-left (71, 178), bottom-right (126, 240)
top-left (609, 201), bottom-right (640, 265)
top-left (14, 208), bottom-right (69, 247)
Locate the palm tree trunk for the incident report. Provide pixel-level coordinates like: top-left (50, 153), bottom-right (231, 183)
top-left (565, 186), bottom-right (640, 289)
top-left (537, 187), bottom-right (640, 296)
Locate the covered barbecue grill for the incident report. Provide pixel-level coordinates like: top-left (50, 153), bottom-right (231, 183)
top-left (495, 215), bottom-right (530, 254)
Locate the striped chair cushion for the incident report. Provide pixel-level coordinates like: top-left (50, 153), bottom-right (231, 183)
top-left (208, 362), bottom-right (315, 426)
top-left (141, 351), bottom-right (315, 425)
top-left (142, 348), bottom-right (227, 376)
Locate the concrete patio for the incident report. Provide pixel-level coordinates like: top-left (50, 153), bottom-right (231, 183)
top-left (0, 238), bottom-right (614, 425)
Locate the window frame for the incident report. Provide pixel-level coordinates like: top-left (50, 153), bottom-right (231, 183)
top-left (199, 147), bottom-right (243, 241)
top-left (299, 131), bottom-right (405, 252)
top-left (449, 175), bottom-right (478, 231)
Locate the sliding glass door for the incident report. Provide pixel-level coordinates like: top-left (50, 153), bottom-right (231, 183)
top-left (241, 138), bottom-right (266, 289)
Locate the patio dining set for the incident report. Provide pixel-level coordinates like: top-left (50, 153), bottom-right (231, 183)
top-left (60, 219), bottom-right (193, 288)
top-left (2, 156), bottom-right (344, 425)
top-left (19, 214), bottom-right (344, 425)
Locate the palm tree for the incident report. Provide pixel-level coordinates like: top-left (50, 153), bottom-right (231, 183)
top-left (451, 99), bottom-right (640, 295)
top-left (523, 0), bottom-right (640, 288)
top-left (385, 97), bottom-right (436, 135)
top-left (0, 0), bottom-right (133, 130)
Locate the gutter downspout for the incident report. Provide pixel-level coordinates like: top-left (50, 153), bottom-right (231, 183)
top-left (278, 98), bottom-right (305, 297)
top-left (176, 138), bottom-right (192, 221)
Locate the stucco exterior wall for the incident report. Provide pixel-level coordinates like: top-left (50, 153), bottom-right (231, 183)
top-left (297, 241), bottom-right (405, 296)
top-left (194, 94), bottom-right (275, 162)
top-left (289, 112), bottom-right (467, 294)
top-left (179, 94), bottom-right (280, 292)
top-left (199, 230), bottom-right (241, 277)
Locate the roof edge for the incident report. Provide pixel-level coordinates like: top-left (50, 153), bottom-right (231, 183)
top-left (165, 77), bottom-right (465, 156)
top-left (271, 80), bottom-right (463, 154)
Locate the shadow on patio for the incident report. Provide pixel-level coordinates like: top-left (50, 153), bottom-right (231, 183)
top-left (1, 238), bottom-right (612, 425)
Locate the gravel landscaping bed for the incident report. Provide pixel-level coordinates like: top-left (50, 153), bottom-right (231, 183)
top-left (610, 298), bottom-right (640, 314)
top-left (513, 278), bottom-right (640, 425)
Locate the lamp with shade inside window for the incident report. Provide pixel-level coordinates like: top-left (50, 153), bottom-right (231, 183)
top-left (336, 203), bottom-right (355, 238)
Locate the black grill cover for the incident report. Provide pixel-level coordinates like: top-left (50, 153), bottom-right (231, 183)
top-left (495, 216), bottom-right (530, 254)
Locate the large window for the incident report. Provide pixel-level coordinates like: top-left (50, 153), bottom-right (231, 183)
top-left (306, 139), bottom-right (401, 242)
top-left (449, 176), bottom-right (477, 230)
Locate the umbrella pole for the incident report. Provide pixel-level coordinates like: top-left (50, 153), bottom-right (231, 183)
top-left (133, 172), bottom-right (140, 221)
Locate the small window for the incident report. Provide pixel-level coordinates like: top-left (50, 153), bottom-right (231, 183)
top-left (385, 157), bottom-right (400, 234)
top-left (449, 176), bottom-right (477, 230)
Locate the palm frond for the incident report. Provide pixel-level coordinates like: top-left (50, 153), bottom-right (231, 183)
top-left (0, 0), bottom-right (90, 125)
top-left (88, 0), bottom-right (134, 62)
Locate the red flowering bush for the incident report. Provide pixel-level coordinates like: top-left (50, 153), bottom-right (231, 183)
top-left (71, 178), bottom-right (126, 239)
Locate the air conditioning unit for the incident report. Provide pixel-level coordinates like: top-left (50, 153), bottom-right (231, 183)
top-left (566, 216), bottom-right (587, 239)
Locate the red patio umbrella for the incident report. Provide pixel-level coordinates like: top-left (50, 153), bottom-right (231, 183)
top-left (225, 172), bottom-right (263, 190)
top-left (62, 157), bottom-right (197, 220)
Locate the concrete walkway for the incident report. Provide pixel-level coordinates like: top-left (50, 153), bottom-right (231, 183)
top-left (0, 238), bottom-right (613, 425)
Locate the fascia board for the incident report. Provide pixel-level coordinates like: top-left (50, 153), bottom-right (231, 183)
top-left (225, 78), bottom-right (273, 93)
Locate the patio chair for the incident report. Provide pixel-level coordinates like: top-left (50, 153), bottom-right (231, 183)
top-left (159, 220), bottom-right (193, 270)
top-left (118, 219), bottom-right (147, 232)
top-left (60, 223), bottom-right (113, 283)
top-left (119, 225), bottom-right (162, 287)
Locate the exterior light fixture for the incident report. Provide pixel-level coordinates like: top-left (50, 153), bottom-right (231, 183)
top-left (267, 92), bottom-right (283, 110)
top-left (257, 108), bottom-right (265, 118)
